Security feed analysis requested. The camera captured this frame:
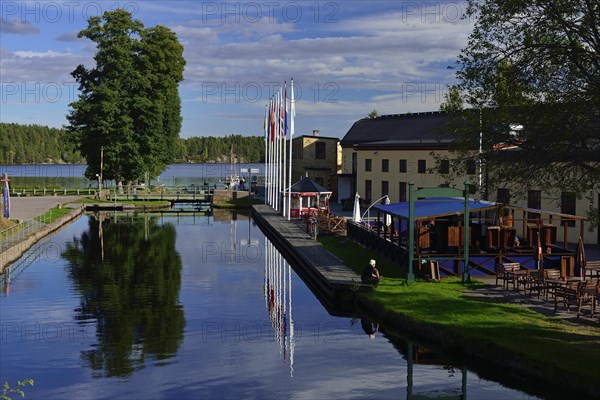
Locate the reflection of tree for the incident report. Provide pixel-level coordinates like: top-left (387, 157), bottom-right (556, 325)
top-left (62, 214), bottom-right (184, 377)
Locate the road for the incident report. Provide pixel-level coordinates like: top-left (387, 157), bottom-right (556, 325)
top-left (1, 195), bottom-right (84, 221)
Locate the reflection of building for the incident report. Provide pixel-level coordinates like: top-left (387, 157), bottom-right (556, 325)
top-left (264, 239), bottom-right (295, 376)
top-left (291, 131), bottom-right (341, 199)
top-left (339, 112), bottom-right (599, 244)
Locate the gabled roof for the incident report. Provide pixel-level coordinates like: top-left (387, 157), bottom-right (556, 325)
top-left (340, 111), bottom-right (449, 148)
top-left (290, 177), bottom-right (331, 193)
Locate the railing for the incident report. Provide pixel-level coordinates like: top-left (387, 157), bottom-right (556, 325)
top-left (8, 185), bottom-right (216, 199)
top-left (0, 210), bottom-right (55, 253)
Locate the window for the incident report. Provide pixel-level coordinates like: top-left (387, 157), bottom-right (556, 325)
top-left (351, 152), bottom-right (357, 174)
top-left (528, 190), bottom-right (541, 222)
top-left (365, 159), bottom-right (372, 172)
top-left (315, 142), bottom-right (326, 159)
top-left (381, 180), bottom-right (389, 197)
top-left (399, 159), bottom-right (407, 173)
top-left (466, 160), bottom-right (476, 175)
top-left (382, 159), bottom-right (389, 172)
top-left (561, 192), bottom-right (576, 227)
top-left (497, 188), bottom-right (510, 205)
top-left (399, 182), bottom-right (407, 202)
top-left (439, 159), bottom-right (450, 174)
top-left (365, 180), bottom-right (372, 202)
top-left (418, 160), bottom-right (426, 173)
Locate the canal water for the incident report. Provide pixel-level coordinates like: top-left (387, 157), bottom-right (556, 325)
top-left (0, 211), bottom-right (546, 399)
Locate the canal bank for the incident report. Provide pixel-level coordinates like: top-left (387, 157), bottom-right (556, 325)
top-left (251, 204), bottom-right (370, 313)
top-left (1, 204), bottom-right (85, 272)
top-left (251, 204), bottom-right (600, 399)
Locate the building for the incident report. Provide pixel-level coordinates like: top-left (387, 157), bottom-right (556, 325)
top-left (291, 130), bottom-right (341, 199)
top-left (339, 111), bottom-right (599, 244)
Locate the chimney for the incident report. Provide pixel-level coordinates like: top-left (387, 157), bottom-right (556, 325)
top-left (312, 130), bottom-right (320, 137)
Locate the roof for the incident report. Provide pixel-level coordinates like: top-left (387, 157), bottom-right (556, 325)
top-left (340, 111), bottom-right (449, 148)
top-left (372, 198), bottom-right (498, 220)
top-left (292, 135), bottom-right (340, 142)
top-left (372, 197), bottom-right (587, 221)
top-left (290, 177), bottom-right (332, 193)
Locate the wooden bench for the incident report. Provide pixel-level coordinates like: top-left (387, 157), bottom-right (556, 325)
top-left (584, 260), bottom-right (600, 278)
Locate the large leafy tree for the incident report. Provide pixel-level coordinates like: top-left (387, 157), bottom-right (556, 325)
top-left (67, 9), bottom-right (185, 185)
top-left (445, 1), bottom-right (599, 197)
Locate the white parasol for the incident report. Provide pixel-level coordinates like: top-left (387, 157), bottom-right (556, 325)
top-left (352, 192), bottom-right (361, 223)
top-left (384, 196), bottom-right (392, 227)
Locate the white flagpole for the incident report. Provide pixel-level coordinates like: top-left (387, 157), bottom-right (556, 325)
top-left (274, 92), bottom-right (280, 211)
top-left (278, 89), bottom-right (284, 214)
top-left (264, 104), bottom-right (268, 204)
top-left (269, 98), bottom-right (275, 207)
top-left (288, 78), bottom-right (295, 220)
top-left (282, 83), bottom-right (287, 217)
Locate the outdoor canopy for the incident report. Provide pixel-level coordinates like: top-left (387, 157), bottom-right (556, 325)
top-left (372, 197), bottom-right (498, 220)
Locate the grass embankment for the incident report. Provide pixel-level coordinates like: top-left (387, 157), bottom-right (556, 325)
top-left (213, 197), bottom-right (264, 208)
top-left (318, 235), bottom-right (600, 392)
top-left (34, 207), bottom-right (74, 224)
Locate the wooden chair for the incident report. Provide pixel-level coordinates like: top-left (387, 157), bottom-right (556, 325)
top-left (526, 270), bottom-right (548, 298)
top-left (544, 269), bottom-right (562, 298)
top-left (554, 281), bottom-right (595, 318)
top-left (496, 262), bottom-right (520, 290)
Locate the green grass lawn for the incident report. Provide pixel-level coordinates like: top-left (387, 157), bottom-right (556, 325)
top-left (213, 197), bottom-right (263, 208)
top-left (34, 207), bottom-right (74, 224)
top-left (318, 234), bottom-right (600, 390)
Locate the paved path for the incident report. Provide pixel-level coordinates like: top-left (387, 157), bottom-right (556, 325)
top-left (2, 195), bottom-right (84, 221)
top-left (464, 276), bottom-right (599, 326)
top-left (253, 204), bottom-right (367, 297)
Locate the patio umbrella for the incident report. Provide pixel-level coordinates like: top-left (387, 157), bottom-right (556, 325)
top-left (352, 192), bottom-right (361, 223)
top-left (576, 236), bottom-right (586, 278)
top-left (384, 196), bottom-right (392, 227)
top-left (534, 232), bottom-right (543, 270)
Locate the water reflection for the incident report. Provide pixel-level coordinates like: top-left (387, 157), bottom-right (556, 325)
top-left (61, 213), bottom-right (185, 377)
top-left (264, 239), bottom-right (295, 377)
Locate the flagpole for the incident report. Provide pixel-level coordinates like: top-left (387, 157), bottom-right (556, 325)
top-left (282, 84), bottom-right (287, 217)
top-left (264, 104), bottom-right (268, 204)
top-left (275, 91), bottom-right (280, 212)
top-left (288, 78), bottom-right (294, 220)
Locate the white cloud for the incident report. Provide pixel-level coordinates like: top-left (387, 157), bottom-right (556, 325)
top-left (0, 19), bottom-right (39, 34)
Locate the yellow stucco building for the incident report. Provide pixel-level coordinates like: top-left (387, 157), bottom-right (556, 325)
top-left (339, 111), bottom-right (599, 244)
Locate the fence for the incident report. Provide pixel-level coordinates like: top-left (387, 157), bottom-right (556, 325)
top-left (0, 210), bottom-right (54, 253)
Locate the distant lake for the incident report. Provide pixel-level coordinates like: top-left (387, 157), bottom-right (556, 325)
top-left (0, 163), bottom-right (265, 188)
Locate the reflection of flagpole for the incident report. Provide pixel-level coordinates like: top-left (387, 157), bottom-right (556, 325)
top-left (288, 260), bottom-right (294, 378)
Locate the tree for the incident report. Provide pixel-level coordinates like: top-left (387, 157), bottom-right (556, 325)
top-left (439, 85), bottom-right (463, 112)
top-left (448, 0), bottom-right (599, 217)
top-left (368, 109), bottom-right (379, 118)
top-left (67, 10), bottom-right (185, 186)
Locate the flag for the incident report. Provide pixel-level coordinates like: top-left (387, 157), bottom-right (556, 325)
top-left (270, 97), bottom-right (276, 142)
top-left (279, 88), bottom-right (285, 136)
top-left (2, 174), bottom-right (10, 218)
top-left (283, 82), bottom-right (288, 136)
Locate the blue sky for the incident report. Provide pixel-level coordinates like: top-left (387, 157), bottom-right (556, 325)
top-left (1, 1), bottom-right (474, 138)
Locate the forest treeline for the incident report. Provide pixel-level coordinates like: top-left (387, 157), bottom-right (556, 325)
top-left (0, 122), bottom-right (265, 165)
